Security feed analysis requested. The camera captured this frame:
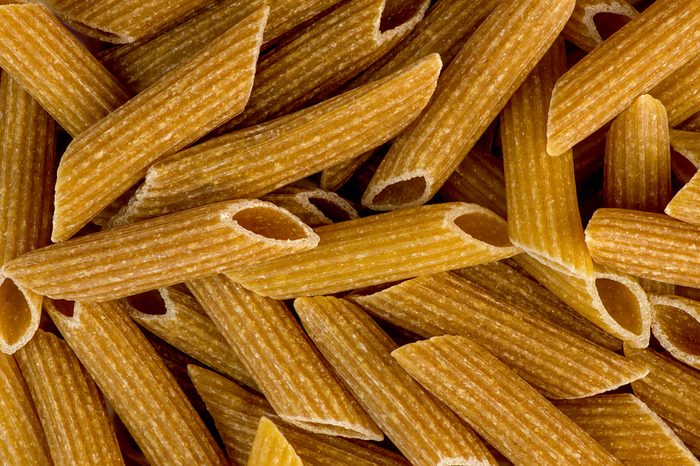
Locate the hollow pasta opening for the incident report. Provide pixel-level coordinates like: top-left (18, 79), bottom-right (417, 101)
top-left (126, 290), bottom-right (167, 316)
top-left (0, 280), bottom-right (31, 345)
top-left (308, 196), bottom-right (353, 222)
top-left (595, 278), bottom-right (643, 334)
top-left (656, 305), bottom-right (700, 355)
top-left (593, 12), bottom-right (633, 41)
top-left (453, 211), bottom-right (511, 247)
top-left (371, 176), bottom-right (427, 207)
top-left (233, 207), bottom-right (309, 240)
top-left (52, 299), bottom-right (75, 318)
top-left (379, 0), bottom-right (423, 32)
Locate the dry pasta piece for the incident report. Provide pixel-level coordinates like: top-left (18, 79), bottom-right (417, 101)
top-left (52, 7), bottom-right (267, 241)
top-left (649, 295), bottom-right (700, 369)
top-left (46, 299), bottom-right (227, 466)
top-left (229, 203), bottom-right (517, 299)
top-left (351, 272), bottom-right (646, 399)
top-left (585, 208), bottom-right (700, 288)
top-left (248, 417), bottom-right (303, 466)
top-left (555, 394), bottom-right (698, 466)
top-left (114, 54), bottom-right (442, 225)
top-left (0, 4), bottom-right (129, 136)
top-left (125, 287), bottom-right (258, 390)
top-left (218, 0), bottom-right (429, 131)
top-left (547, 0), bottom-right (700, 155)
top-left (99, 0), bottom-right (266, 93)
top-left (502, 38), bottom-right (593, 277)
top-left (562, 0), bottom-right (638, 51)
top-left (626, 347), bottom-right (700, 456)
top-left (3, 200), bottom-right (318, 302)
top-left (262, 186), bottom-right (357, 227)
top-left (670, 129), bottom-right (700, 167)
top-left (0, 352), bottom-right (52, 465)
top-left (40, 0), bottom-right (218, 43)
top-left (0, 73), bottom-right (54, 354)
top-left (295, 296), bottom-right (496, 466)
top-left (188, 365), bottom-right (409, 466)
top-left (393, 335), bottom-right (621, 466)
top-left (187, 274), bottom-right (382, 440)
top-left (15, 330), bottom-right (124, 466)
top-left (651, 54), bottom-right (700, 128)
top-left (263, 0), bottom-right (344, 46)
top-left (666, 172), bottom-right (700, 227)
top-left (361, 0), bottom-right (574, 210)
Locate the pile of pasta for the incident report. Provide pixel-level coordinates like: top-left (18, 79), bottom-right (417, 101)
top-left (0, 0), bottom-right (699, 464)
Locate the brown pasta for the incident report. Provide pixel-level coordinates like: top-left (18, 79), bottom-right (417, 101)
top-left (670, 129), bottom-right (700, 167)
top-left (684, 112), bottom-right (700, 132)
top-left (247, 417), bottom-right (303, 466)
top-left (649, 295), bottom-right (700, 369)
top-left (263, 0), bottom-right (344, 46)
top-left (651, 54), bottom-right (700, 128)
top-left (666, 171), bottom-right (700, 227)
top-left (562, 0), bottom-right (638, 51)
top-left (262, 185), bottom-right (358, 227)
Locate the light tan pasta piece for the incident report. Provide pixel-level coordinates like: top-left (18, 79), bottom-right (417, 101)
top-left (670, 129), bottom-right (700, 167)
top-left (562, 0), bottom-right (638, 51)
top-left (218, 0), bottom-right (429, 131)
top-left (187, 274), bottom-right (382, 440)
top-left (0, 352), bottom-right (52, 465)
top-left (666, 174), bottom-right (700, 227)
top-left (188, 365), bottom-right (409, 466)
top-left (454, 260), bottom-right (621, 350)
top-left (626, 347), bottom-right (700, 456)
top-left (361, 0), bottom-right (574, 210)
top-left (649, 295), bottom-right (700, 369)
top-left (262, 186), bottom-right (358, 226)
top-left (0, 4), bottom-right (129, 137)
top-left (46, 299), bottom-right (227, 466)
top-left (3, 200), bottom-right (318, 302)
top-left (502, 38), bottom-right (593, 277)
top-left (393, 335), bottom-right (621, 466)
top-left (585, 208), bottom-right (700, 288)
top-left (248, 417), bottom-right (303, 466)
top-left (555, 394), bottom-right (698, 466)
top-left (51, 7), bottom-right (267, 241)
top-left (229, 203), bottom-right (517, 299)
top-left (651, 53), bottom-right (700, 128)
top-left (295, 296), bottom-right (496, 466)
top-left (125, 287), bottom-right (258, 390)
top-left (15, 330), bottom-right (124, 466)
top-left (350, 272), bottom-right (646, 399)
top-left (0, 73), bottom-right (54, 354)
top-left (547, 0), bottom-right (700, 155)
top-left (99, 0), bottom-right (266, 93)
top-left (113, 54), bottom-right (441, 225)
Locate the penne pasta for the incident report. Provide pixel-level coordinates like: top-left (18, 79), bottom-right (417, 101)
top-left (649, 295), bottom-right (700, 369)
top-left (52, 7), bottom-right (267, 241)
top-left (666, 172), bottom-right (700, 227)
top-left (187, 274), bottom-right (382, 440)
top-left (125, 287), bottom-right (258, 390)
top-left (350, 271), bottom-right (646, 399)
top-left (113, 54), bottom-right (441, 225)
top-left (0, 352), bottom-right (52, 465)
top-left (262, 185), bottom-right (357, 227)
top-left (651, 54), bottom-right (700, 128)
top-left (547, 0), bottom-right (700, 155)
top-left (0, 4), bottom-right (129, 137)
top-left (188, 365), bottom-right (409, 466)
top-left (555, 394), bottom-right (698, 466)
top-left (247, 417), bottom-right (302, 466)
top-left (670, 129), bottom-right (700, 167)
top-left (46, 299), bottom-right (227, 466)
top-left (294, 296), bottom-right (496, 466)
top-left (15, 330), bottom-right (124, 466)
top-left (562, 0), bottom-right (638, 51)
top-left (3, 200), bottom-right (318, 302)
top-left (0, 73), bottom-right (55, 354)
top-left (392, 335), bottom-right (621, 466)
top-left (229, 203), bottom-right (517, 299)
top-left (361, 0), bottom-right (574, 210)
top-left (585, 208), bottom-right (700, 288)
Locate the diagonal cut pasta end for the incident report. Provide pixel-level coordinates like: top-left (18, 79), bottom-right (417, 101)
top-left (247, 417), bottom-right (303, 466)
top-left (650, 294), bottom-right (700, 369)
top-left (0, 277), bottom-right (42, 354)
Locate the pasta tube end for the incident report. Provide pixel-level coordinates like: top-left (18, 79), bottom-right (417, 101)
top-left (0, 277), bottom-right (42, 354)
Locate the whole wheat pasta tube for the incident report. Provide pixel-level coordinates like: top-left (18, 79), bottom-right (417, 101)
top-left (562, 0), bottom-right (638, 51)
top-left (0, 73), bottom-right (55, 354)
top-left (262, 0), bottom-right (342, 45)
top-left (393, 335), bottom-right (621, 465)
top-left (248, 417), bottom-right (302, 466)
top-left (114, 54), bottom-right (442, 225)
top-left (188, 365), bottom-right (409, 466)
top-left (3, 200), bottom-right (318, 302)
top-left (52, 7), bottom-right (267, 242)
top-left (46, 299), bottom-right (227, 466)
top-left (626, 347), bottom-right (700, 456)
top-left (547, 0), bottom-right (700, 155)
top-left (187, 274), bottom-right (382, 440)
top-left (502, 38), bottom-right (593, 277)
top-left (585, 208), bottom-right (700, 288)
top-left (361, 0), bottom-right (574, 210)
top-left (229, 203), bottom-right (517, 299)
top-left (351, 272), bottom-right (646, 399)
top-left (262, 186), bottom-right (357, 227)
top-left (651, 54), bottom-right (700, 128)
top-left (125, 287), bottom-right (258, 390)
top-left (649, 295), bottom-right (700, 369)
top-left (0, 4), bottom-right (129, 137)
top-left (670, 129), bottom-right (700, 167)
top-left (0, 352), bottom-right (52, 465)
top-left (295, 296), bottom-right (496, 466)
top-left (15, 330), bottom-right (124, 466)
top-left (666, 171), bottom-right (700, 226)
